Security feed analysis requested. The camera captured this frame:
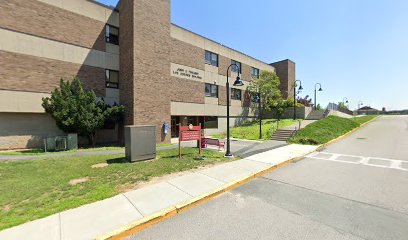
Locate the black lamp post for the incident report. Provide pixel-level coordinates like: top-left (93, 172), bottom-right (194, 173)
top-left (358, 100), bottom-right (364, 115)
top-left (293, 80), bottom-right (303, 120)
top-left (343, 97), bottom-right (349, 109)
top-left (343, 97), bottom-right (349, 105)
top-left (314, 83), bottom-right (323, 110)
top-left (225, 63), bottom-right (244, 158)
top-left (254, 90), bottom-right (262, 139)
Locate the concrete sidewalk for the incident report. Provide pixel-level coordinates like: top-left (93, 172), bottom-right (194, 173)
top-left (0, 144), bottom-right (318, 240)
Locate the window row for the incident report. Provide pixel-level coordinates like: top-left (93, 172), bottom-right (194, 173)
top-left (205, 51), bottom-right (260, 78)
top-left (205, 83), bottom-right (242, 100)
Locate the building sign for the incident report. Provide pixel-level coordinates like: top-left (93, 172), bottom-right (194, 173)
top-left (178, 124), bottom-right (202, 159)
top-left (181, 130), bottom-right (201, 141)
top-left (171, 63), bottom-right (204, 82)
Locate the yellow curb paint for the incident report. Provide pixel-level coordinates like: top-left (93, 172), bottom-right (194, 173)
top-left (102, 148), bottom-right (318, 240)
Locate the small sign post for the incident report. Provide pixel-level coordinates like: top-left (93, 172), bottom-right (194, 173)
top-left (178, 123), bottom-right (202, 159)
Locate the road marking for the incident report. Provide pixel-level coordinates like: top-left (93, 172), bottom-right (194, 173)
top-left (306, 152), bottom-right (408, 172)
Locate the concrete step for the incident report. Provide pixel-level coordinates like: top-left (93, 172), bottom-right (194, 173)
top-left (271, 129), bottom-right (297, 142)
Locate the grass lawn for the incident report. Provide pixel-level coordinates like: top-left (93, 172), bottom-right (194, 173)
top-left (0, 146), bottom-right (124, 156)
top-left (0, 148), bottom-right (226, 230)
top-left (212, 119), bottom-right (299, 140)
top-left (0, 143), bottom-right (175, 156)
top-left (289, 115), bottom-right (378, 145)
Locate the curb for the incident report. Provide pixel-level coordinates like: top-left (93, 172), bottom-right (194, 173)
top-left (317, 115), bottom-right (380, 151)
top-left (100, 148), bottom-right (317, 240)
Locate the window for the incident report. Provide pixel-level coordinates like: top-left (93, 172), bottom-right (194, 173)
top-left (251, 67), bottom-right (260, 78)
top-left (203, 116), bottom-right (218, 129)
top-left (231, 60), bottom-right (241, 73)
top-left (105, 24), bottom-right (119, 45)
top-left (105, 70), bottom-right (119, 88)
top-left (231, 88), bottom-right (242, 100)
top-left (252, 92), bottom-right (260, 103)
top-left (205, 50), bottom-right (218, 66)
top-left (205, 83), bottom-right (218, 98)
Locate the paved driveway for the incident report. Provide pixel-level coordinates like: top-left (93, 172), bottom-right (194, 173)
top-left (127, 115), bottom-right (408, 240)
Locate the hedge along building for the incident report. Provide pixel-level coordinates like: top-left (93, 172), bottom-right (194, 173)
top-left (0, 0), bottom-right (295, 149)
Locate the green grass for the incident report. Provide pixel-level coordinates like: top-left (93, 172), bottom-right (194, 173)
top-left (0, 148), bottom-right (226, 230)
top-left (0, 146), bottom-right (124, 156)
top-left (212, 119), bottom-right (299, 140)
top-left (351, 115), bottom-right (378, 125)
top-left (156, 143), bottom-right (174, 147)
top-left (289, 115), bottom-right (378, 145)
top-left (0, 143), bottom-right (175, 156)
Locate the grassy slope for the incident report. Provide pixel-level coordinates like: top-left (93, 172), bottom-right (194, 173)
top-left (0, 148), bottom-right (225, 230)
top-left (212, 119), bottom-right (299, 140)
top-left (289, 115), bottom-right (377, 145)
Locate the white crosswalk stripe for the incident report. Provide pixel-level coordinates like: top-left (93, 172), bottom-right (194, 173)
top-left (306, 152), bottom-right (408, 172)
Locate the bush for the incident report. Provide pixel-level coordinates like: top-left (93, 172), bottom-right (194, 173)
top-left (42, 77), bottom-right (124, 146)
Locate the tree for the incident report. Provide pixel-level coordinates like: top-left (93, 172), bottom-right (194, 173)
top-left (247, 71), bottom-right (282, 112)
top-left (42, 77), bottom-right (124, 146)
top-left (338, 102), bottom-right (349, 110)
top-left (296, 95), bottom-right (313, 107)
top-left (271, 99), bottom-right (292, 120)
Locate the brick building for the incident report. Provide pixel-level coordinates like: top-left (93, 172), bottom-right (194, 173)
top-left (0, 0), bottom-right (295, 149)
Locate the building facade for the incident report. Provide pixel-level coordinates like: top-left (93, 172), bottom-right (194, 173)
top-left (0, 0), bottom-right (295, 149)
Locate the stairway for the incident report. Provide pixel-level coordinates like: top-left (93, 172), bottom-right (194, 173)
top-left (271, 129), bottom-right (296, 142)
top-left (305, 110), bottom-right (326, 120)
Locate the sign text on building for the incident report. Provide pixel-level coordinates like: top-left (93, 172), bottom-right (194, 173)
top-left (171, 63), bottom-right (204, 81)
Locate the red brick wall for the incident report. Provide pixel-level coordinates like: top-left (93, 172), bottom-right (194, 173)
top-left (218, 55), bottom-right (231, 76)
top-left (171, 38), bottom-right (205, 70)
top-left (169, 77), bottom-right (205, 104)
top-left (241, 63), bottom-right (252, 81)
top-left (0, 51), bottom-right (105, 96)
top-left (270, 60), bottom-right (296, 99)
top-left (0, 0), bottom-right (106, 51)
top-left (119, 0), bottom-right (173, 142)
top-left (119, 0), bottom-right (135, 125)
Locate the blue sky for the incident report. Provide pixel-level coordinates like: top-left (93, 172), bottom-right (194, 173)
top-left (98, 0), bottom-right (408, 110)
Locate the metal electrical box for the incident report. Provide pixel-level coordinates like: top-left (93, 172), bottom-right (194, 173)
top-left (125, 125), bottom-right (156, 162)
top-left (66, 133), bottom-right (78, 150)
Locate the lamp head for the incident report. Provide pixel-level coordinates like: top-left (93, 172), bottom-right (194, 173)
top-left (318, 87), bottom-right (323, 91)
top-left (299, 85), bottom-right (303, 91)
top-left (233, 76), bottom-right (244, 86)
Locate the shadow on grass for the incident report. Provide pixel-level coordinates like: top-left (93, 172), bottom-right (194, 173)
top-left (106, 157), bottom-right (128, 164)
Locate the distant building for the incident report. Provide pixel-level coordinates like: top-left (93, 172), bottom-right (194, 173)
top-left (355, 106), bottom-right (381, 115)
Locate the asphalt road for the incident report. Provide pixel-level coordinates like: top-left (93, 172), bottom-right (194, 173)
top-left (127, 115), bottom-right (408, 240)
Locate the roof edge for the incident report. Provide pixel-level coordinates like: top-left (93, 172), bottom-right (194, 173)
top-left (87, 0), bottom-right (119, 11)
top-left (171, 23), bottom-right (274, 68)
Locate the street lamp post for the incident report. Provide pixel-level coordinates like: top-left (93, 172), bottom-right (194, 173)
top-left (225, 63), bottom-right (244, 158)
top-left (293, 80), bottom-right (303, 120)
top-left (254, 90), bottom-right (262, 139)
top-left (357, 100), bottom-right (364, 115)
top-left (343, 97), bottom-right (349, 105)
top-left (343, 97), bottom-right (349, 109)
top-left (314, 83), bottom-right (323, 110)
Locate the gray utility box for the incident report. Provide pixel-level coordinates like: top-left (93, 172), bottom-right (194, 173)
top-left (125, 125), bottom-right (156, 162)
top-left (66, 133), bottom-right (78, 150)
